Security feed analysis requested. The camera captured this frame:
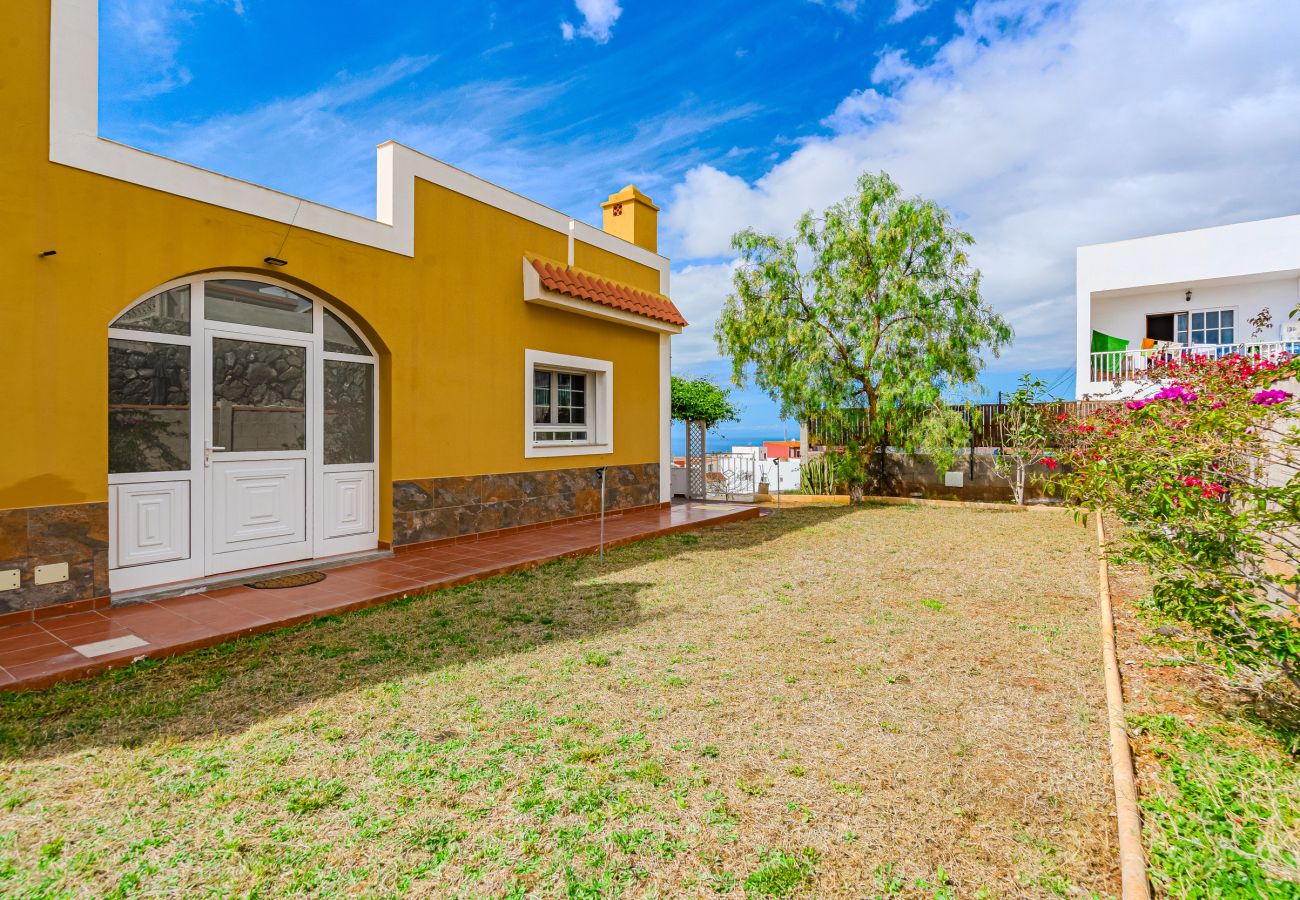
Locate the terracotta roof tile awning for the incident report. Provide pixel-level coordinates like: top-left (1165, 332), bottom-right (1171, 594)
top-left (528, 257), bottom-right (687, 328)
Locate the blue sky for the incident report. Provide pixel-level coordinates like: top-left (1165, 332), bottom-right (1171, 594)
top-left (101, 0), bottom-right (1300, 445)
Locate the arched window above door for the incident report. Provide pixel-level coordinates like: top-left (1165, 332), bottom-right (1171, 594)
top-left (205, 279), bottom-right (313, 332)
top-left (110, 285), bottom-right (191, 336)
top-left (323, 308), bottom-right (372, 357)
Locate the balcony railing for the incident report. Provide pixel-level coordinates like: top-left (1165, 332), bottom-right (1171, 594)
top-left (1089, 341), bottom-right (1298, 383)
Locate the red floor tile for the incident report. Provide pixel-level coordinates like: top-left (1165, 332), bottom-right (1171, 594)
top-left (0, 624), bottom-right (63, 652)
top-left (0, 502), bottom-right (758, 691)
top-left (40, 620), bottom-right (137, 647)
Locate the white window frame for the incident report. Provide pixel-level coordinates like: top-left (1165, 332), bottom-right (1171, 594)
top-left (1174, 306), bottom-right (1237, 346)
top-left (524, 349), bottom-right (613, 458)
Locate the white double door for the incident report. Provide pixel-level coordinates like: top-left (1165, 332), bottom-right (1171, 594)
top-left (108, 276), bottom-right (380, 594)
top-left (204, 328), bottom-right (313, 573)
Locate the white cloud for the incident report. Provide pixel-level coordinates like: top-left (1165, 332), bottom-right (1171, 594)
top-left (809, 0), bottom-right (929, 20)
top-left (807, 0), bottom-right (865, 15)
top-left (663, 0), bottom-right (1300, 377)
top-left (670, 261), bottom-right (742, 364)
top-left (890, 0), bottom-right (932, 23)
top-left (561, 0), bottom-right (623, 44)
top-left (820, 88), bottom-right (887, 133)
top-left (104, 0), bottom-right (248, 98)
top-left (105, 0), bottom-right (193, 98)
top-left (870, 48), bottom-right (917, 85)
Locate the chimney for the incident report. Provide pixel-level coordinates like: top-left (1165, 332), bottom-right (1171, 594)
top-left (601, 185), bottom-right (659, 253)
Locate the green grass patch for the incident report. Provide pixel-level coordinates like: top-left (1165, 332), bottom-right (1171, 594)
top-left (1129, 713), bottom-right (1300, 897)
top-left (743, 848), bottom-right (820, 896)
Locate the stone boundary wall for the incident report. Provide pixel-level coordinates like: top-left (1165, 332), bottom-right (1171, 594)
top-left (878, 450), bottom-right (1063, 503)
top-left (392, 462), bottom-right (661, 546)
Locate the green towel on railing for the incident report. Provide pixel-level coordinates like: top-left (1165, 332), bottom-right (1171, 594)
top-left (1090, 331), bottom-right (1128, 375)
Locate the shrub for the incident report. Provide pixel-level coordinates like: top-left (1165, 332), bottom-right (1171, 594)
top-left (1057, 352), bottom-right (1300, 689)
top-left (991, 374), bottom-right (1059, 505)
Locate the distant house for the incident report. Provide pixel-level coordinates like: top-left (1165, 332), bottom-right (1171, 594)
top-left (1077, 215), bottom-right (1300, 399)
top-left (0, 0), bottom-right (685, 616)
top-left (764, 441), bottom-right (802, 460)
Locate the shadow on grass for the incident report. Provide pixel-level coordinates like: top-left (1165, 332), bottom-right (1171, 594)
top-left (0, 504), bottom-right (858, 760)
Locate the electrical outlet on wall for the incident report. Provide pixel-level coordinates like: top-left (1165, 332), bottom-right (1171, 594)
top-left (0, 570), bottom-right (18, 591)
top-left (34, 563), bottom-right (69, 585)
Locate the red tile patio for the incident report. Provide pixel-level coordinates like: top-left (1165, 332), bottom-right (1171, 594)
top-left (0, 502), bottom-right (758, 692)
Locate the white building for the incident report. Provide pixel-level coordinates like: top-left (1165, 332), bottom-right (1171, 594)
top-left (1076, 215), bottom-right (1300, 399)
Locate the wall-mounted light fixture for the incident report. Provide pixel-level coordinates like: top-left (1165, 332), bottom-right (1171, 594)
top-left (1185, 289), bottom-right (1192, 303)
top-left (38, 250), bottom-right (57, 258)
top-left (263, 256), bottom-right (288, 267)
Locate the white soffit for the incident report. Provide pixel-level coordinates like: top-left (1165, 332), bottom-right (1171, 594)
top-left (48, 0), bottom-right (670, 292)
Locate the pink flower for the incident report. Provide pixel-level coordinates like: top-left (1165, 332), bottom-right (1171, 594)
top-left (1152, 385), bottom-right (1198, 404)
top-left (1251, 389), bottom-right (1292, 406)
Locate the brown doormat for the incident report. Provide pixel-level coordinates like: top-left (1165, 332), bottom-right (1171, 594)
top-left (246, 571), bottom-right (326, 590)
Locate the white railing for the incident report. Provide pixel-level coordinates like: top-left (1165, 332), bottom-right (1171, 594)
top-left (1089, 341), bottom-right (1298, 383)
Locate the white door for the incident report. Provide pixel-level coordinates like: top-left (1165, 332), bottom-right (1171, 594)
top-left (205, 330), bottom-right (313, 573)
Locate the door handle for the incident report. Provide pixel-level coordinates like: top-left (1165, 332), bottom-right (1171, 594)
top-left (204, 445), bottom-right (226, 467)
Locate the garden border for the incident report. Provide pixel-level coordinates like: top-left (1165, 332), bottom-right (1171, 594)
top-left (1095, 511), bottom-right (1151, 900)
top-left (861, 495), bottom-right (1068, 511)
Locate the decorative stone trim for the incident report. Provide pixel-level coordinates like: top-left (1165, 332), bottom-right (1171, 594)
top-left (0, 503), bottom-right (109, 615)
top-left (392, 463), bottom-right (660, 547)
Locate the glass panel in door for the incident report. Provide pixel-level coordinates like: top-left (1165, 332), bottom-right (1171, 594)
top-left (211, 337), bottom-right (307, 452)
top-left (108, 339), bottom-right (191, 473)
top-left (323, 360), bottom-right (374, 465)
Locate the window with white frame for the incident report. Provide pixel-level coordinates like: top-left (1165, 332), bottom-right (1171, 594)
top-left (524, 350), bottom-right (613, 457)
top-left (1175, 308), bottom-right (1235, 345)
top-left (533, 368), bottom-right (591, 443)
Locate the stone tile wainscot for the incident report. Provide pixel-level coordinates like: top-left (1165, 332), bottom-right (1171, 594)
top-left (392, 463), bottom-right (660, 547)
top-left (0, 503), bottom-right (109, 616)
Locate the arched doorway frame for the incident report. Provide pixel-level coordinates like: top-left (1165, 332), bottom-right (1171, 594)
top-left (107, 272), bottom-right (380, 593)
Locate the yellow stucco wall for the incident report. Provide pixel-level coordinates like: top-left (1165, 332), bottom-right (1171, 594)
top-left (0, 2), bottom-right (667, 542)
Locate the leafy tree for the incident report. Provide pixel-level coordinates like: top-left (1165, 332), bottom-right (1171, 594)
top-left (992, 374), bottom-right (1059, 504)
top-left (715, 171), bottom-right (1011, 494)
top-left (670, 376), bottom-right (739, 429)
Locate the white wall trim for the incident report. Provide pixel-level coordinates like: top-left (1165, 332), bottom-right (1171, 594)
top-left (49, 0), bottom-right (670, 288)
top-left (659, 333), bottom-right (672, 503)
top-left (524, 349), bottom-right (614, 459)
top-left (522, 259), bottom-right (682, 334)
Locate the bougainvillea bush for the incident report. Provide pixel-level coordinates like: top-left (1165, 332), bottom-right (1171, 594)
top-left (1056, 353), bottom-right (1300, 689)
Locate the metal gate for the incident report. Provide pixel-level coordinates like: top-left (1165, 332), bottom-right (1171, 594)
top-left (705, 453), bottom-right (757, 500)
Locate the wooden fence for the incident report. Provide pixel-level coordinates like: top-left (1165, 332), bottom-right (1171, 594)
top-left (807, 400), bottom-right (1115, 450)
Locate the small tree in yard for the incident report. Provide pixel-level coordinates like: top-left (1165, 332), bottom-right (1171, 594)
top-left (1058, 353), bottom-right (1300, 696)
top-left (716, 171), bottom-right (1012, 499)
top-left (992, 375), bottom-right (1059, 505)
top-left (670, 376), bottom-right (739, 431)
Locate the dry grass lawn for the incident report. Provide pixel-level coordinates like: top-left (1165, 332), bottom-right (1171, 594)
top-left (0, 504), bottom-right (1118, 897)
